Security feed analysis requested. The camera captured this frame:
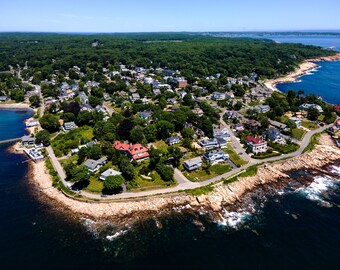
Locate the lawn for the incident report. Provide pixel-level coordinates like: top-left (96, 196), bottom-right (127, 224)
top-left (128, 171), bottom-right (175, 191)
top-left (302, 121), bottom-right (318, 130)
top-left (267, 141), bottom-right (300, 154)
top-left (153, 140), bottom-right (168, 151)
top-left (85, 176), bottom-right (104, 193)
top-left (291, 128), bottom-right (306, 140)
top-left (184, 163), bottom-right (232, 182)
top-left (226, 144), bottom-right (248, 167)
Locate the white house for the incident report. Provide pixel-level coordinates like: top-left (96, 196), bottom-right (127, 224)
top-left (203, 149), bottom-right (229, 164)
top-left (212, 92), bottom-right (226, 101)
top-left (100, 169), bottom-right (122, 181)
top-left (183, 157), bottom-right (202, 171)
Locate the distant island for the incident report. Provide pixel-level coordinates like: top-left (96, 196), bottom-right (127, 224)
top-left (0, 33), bottom-right (339, 221)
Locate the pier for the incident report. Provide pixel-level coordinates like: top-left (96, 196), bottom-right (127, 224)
top-left (0, 138), bottom-right (21, 145)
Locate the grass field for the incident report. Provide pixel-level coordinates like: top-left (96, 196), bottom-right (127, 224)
top-left (226, 144), bottom-right (248, 167)
top-left (291, 128), bottom-right (306, 140)
top-left (302, 121), bottom-right (318, 130)
top-left (184, 163), bottom-right (232, 182)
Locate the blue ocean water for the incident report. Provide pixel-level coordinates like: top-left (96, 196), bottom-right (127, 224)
top-left (276, 61), bottom-right (340, 104)
top-left (263, 34), bottom-right (340, 104)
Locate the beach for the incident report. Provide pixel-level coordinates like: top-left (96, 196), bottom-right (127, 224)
top-left (0, 102), bottom-right (33, 110)
top-left (26, 134), bottom-right (340, 222)
top-left (264, 52), bottom-right (340, 91)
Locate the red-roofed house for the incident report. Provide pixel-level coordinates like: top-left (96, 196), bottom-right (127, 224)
top-left (245, 136), bottom-right (268, 153)
top-left (334, 105), bottom-right (340, 112)
top-left (113, 141), bottom-right (149, 162)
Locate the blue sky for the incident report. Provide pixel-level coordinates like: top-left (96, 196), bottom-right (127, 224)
top-left (1, 0), bottom-right (340, 32)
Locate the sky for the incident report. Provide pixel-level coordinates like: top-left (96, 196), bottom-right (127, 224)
top-left (1, 0), bottom-right (340, 33)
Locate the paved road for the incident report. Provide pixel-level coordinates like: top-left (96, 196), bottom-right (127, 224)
top-left (46, 146), bottom-right (67, 183)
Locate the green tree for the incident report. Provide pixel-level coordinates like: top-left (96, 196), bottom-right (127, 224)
top-left (168, 146), bottom-right (183, 168)
top-left (88, 145), bottom-right (102, 160)
top-left (144, 124), bottom-right (157, 142)
top-left (10, 89), bottom-right (25, 102)
top-left (77, 147), bottom-right (89, 164)
top-left (71, 165), bottom-right (90, 183)
top-left (40, 114), bottom-right (60, 132)
top-left (181, 127), bottom-right (194, 139)
top-left (29, 95), bottom-right (41, 107)
top-left (307, 108), bottom-right (320, 121)
top-left (130, 125), bottom-right (145, 143)
top-left (104, 175), bottom-right (125, 191)
top-left (35, 130), bottom-right (50, 145)
top-left (155, 163), bottom-right (174, 182)
top-left (156, 120), bottom-right (175, 140)
top-left (119, 156), bottom-right (135, 180)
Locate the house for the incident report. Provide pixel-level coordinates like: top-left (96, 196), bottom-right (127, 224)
top-left (216, 137), bottom-right (227, 148)
top-left (130, 93), bottom-right (140, 102)
top-left (113, 141), bottom-right (149, 162)
top-left (21, 135), bottom-right (35, 146)
top-left (84, 157), bottom-right (107, 173)
top-left (139, 110), bottom-right (153, 121)
top-left (167, 98), bottom-right (177, 105)
top-left (234, 123), bottom-right (245, 132)
top-left (26, 120), bottom-right (39, 127)
top-left (153, 89), bottom-right (161, 96)
top-left (0, 96), bottom-right (8, 102)
top-left (213, 125), bottom-right (230, 141)
top-left (24, 148), bottom-right (44, 161)
top-left (99, 169), bottom-right (122, 181)
top-left (178, 91), bottom-right (187, 99)
top-left (171, 77), bottom-right (187, 88)
top-left (63, 121), bottom-right (77, 131)
top-left (167, 136), bottom-right (180, 146)
top-left (243, 96), bottom-right (251, 104)
top-left (289, 117), bottom-right (302, 128)
top-left (198, 138), bottom-right (220, 150)
top-left (299, 103), bottom-right (323, 113)
top-left (183, 157), bottom-right (202, 171)
top-left (224, 111), bottom-right (238, 120)
top-left (79, 91), bottom-right (89, 104)
top-left (203, 149), bottom-right (229, 164)
top-left (334, 104), bottom-right (340, 113)
top-left (255, 105), bottom-right (270, 113)
top-left (266, 128), bottom-right (286, 144)
top-left (245, 136), bottom-right (268, 154)
top-left (211, 92), bottom-right (226, 101)
top-left (269, 120), bottom-right (287, 130)
top-left (95, 105), bottom-right (107, 114)
top-left (162, 70), bottom-right (176, 76)
top-left (192, 108), bottom-right (204, 117)
top-left (246, 120), bottom-right (261, 130)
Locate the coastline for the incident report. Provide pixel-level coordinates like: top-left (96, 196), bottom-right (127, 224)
top-left (264, 52), bottom-right (340, 91)
top-left (0, 103), bottom-right (34, 111)
top-left (27, 134), bottom-right (340, 222)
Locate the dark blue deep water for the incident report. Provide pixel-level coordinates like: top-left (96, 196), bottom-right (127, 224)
top-left (276, 61), bottom-right (340, 104)
top-left (265, 34), bottom-right (340, 104)
top-left (0, 110), bottom-right (339, 270)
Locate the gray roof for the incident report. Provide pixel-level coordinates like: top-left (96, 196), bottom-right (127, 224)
top-left (21, 135), bottom-right (35, 142)
top-left (184, 157), bottom-right (202, 167)
top-left (100, 169), bottom-right (122, 178)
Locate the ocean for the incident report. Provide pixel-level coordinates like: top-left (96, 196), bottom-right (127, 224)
top-left (0, 35), bottom-right (340, 270)
top-left (267, 34), bottom-right (340, 104)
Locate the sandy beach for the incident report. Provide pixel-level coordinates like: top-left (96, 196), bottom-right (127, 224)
top-left (0, 102), bottom-right (33, 110)
top-left (27, 134), bottom-right (340, 221)
top-left (264, 52), bottom-right (340, 91)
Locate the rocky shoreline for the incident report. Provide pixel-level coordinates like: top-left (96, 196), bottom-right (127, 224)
top-left (26, 134), bottom-right (340, 225)
top-left (264, 52), bottom-right (340, 91)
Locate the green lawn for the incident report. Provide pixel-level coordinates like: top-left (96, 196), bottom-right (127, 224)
top-left (184, 163), bottom-right (232, 182)
top-left (128, 171), bottom-right (175, 191)
top-left (153, 140), bottom-right (168, 151)
top-left (185, 185), bottom-right (214, 196)
top-left (85, 176), bottom-right (104, 193)
top-left (267, 141), bottom-right (300, 154)
top-left (226, 144), bottom-right (248, 167)
top-left (291, 128), bottom-right (306, 140)
top-left (302, 121), bottom-right (318, 130)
